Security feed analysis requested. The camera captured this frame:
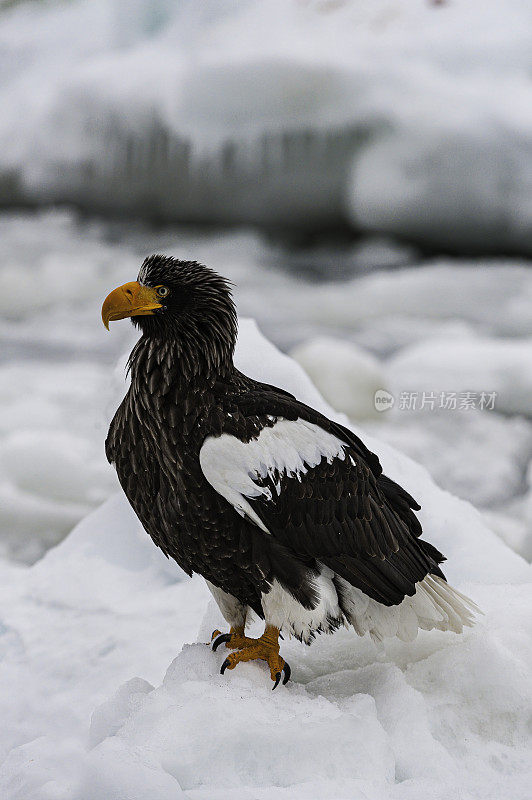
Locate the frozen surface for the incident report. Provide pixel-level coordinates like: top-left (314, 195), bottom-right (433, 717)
top-left (1, 1), bottom-right (532, 249)
top-left (367, 411), bottom-right (532, 511)
top-left (1, 320), bottom-right (530, 800)
top-left (388, 336), bottom-right (532, 417)
top-left (291, 336), bottom-right (386, 420)
top-left (0, 360), bottom-right (119, 563)
top-left (1, 210), bottom-right (532, 564)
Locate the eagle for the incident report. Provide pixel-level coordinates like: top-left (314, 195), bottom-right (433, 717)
top-left (102, 255), bottom-right (477, 688)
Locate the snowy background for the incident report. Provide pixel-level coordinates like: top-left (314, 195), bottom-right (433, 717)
top-left (1, 1), bottom-right (531, 798)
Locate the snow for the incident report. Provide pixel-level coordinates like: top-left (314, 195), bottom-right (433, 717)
top-left (1, 1), bottom-right (532, 249)
top-left (367, 410), bottom-right (532, 510)
top-left (1, 319), bottom-right (531, 800)
top-left (390, 336), bottom-right (532, 417)
top-left (1, 210), bottom-right (532, 564)
top-left (348, 125), bottom-right (532, 253)
top-left (481, 510), bottom-right (532, 564)
top-left (1, 1), bottom-right (531, 788)
top-left (291, 336), bottom-right (387, 420)
top-left (307, 262), bottom-right (532, 341)
top-left (0, 360), bottom-right (118, 563)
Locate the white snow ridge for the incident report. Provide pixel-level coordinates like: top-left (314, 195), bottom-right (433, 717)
top-left (1, 321), bottom-right (531, 800)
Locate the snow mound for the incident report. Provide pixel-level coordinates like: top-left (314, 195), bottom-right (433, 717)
top-left (1, 319), bottom-right (531, 799)
top-left (80, 585), bottom-right (531, 800)
top-left (0, 360), bottom-right (119, 563)
top-left (481, 510), bottom-right (532, 564)
top-left (291, 336), bottom-right (387, 420)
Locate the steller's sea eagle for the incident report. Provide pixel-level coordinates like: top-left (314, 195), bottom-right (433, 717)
top-left (102, 255), bottom-right (478, 688)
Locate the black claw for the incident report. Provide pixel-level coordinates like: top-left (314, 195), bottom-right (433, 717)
top-left (220, 658), bottom-right (230, 675)
top-left (282, 662), bottom-right (291, 685)
top-left (272, 672), bottom-right (281, 690)
top-left (212, 633), bottom-right (232, 652)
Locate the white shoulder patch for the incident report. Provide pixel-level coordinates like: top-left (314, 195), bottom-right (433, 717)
top-left (199, 417), bottom-right (347, 532)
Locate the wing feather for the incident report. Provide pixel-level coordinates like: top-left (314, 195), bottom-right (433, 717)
top-left (200, 388), bottom-right (445, 606)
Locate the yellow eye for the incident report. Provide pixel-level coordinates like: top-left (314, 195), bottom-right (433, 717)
top-left (156, 285), bottom-right (170, 298)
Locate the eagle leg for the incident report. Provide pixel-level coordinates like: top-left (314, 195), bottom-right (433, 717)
top-left (218, 625), bottom-right (291, 688)
top-left (210, 626), bottom-right (255, 652)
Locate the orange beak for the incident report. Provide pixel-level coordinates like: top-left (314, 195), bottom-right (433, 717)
top-left (101, 281), bottom-right (162, 330)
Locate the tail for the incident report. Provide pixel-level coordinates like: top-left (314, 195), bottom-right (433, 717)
top-left (335, 573), bottom-right (480, 644)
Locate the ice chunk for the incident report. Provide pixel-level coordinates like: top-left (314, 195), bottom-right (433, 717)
top-left (89, 676), bottom-right (154, 748)
top-left (2, 0), bottom-right (532, 250)
top-left (388, 336), bottom-right (532, 417)
top-left (291, 336), bottom-right (387, 420)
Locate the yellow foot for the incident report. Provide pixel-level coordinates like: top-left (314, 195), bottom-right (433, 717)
top-left (217, 625), bottom-right (291, 689)
top-left (210, 627), bottom-right (255, 651)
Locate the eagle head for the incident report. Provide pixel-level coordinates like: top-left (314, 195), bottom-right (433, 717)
top-left (102, 255), bottom-right (238, 369)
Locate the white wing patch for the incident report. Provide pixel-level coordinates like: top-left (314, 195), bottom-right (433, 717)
top-left (199, 417), bottom-right (347, 532)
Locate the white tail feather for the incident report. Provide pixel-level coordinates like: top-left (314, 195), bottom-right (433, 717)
top-left (338, 574), bottom-right (479, 644)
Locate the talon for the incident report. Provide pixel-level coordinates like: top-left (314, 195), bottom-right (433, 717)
top-left (217, 625), bottom-right (288, 687)
top-left (210, 629), bottom-right (222, 642)
top-left (282, 663), bottom-right (291, 685)
top-left (220, 658), bottom-right (230, 675)
top-left (212, 633), bottom-right (232, 651)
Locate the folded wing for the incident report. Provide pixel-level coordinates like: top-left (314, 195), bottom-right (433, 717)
top-left (200, 409), bottom-right (446, 607)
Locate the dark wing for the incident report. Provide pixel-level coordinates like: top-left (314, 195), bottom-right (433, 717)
top-left (201, 382), bottom-right (445, 607)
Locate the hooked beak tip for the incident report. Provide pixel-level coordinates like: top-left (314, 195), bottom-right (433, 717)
top-left (101, 281), bottom-right (162, 330)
